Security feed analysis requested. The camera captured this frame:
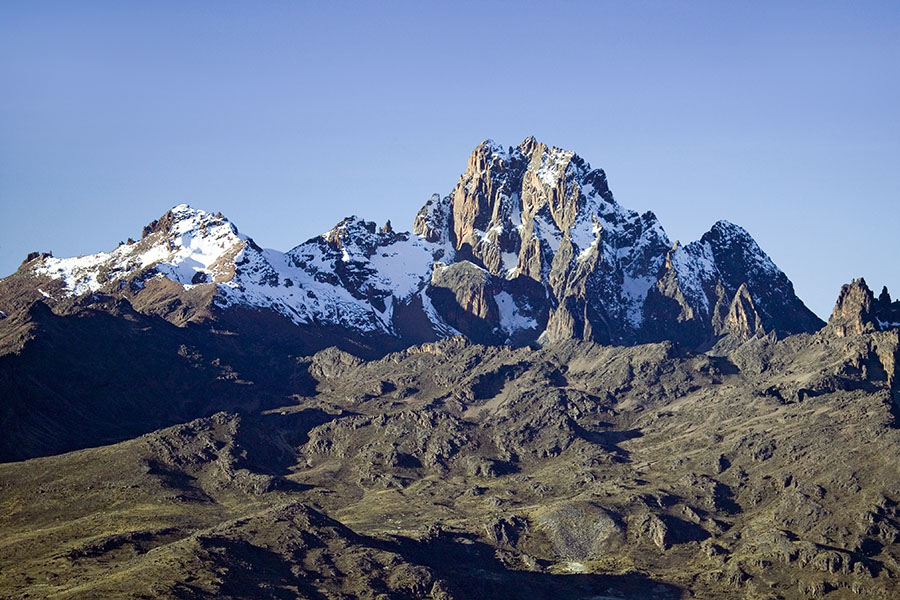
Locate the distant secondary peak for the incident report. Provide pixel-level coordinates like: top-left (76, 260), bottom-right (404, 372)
top-left (140, 205), bottom-right (237, 241)
top-left (705, 219), bottom-right (752, 240)
top-left (323, 215), bottom-right (405, 259)
top-left (700, 220), bottom-right (776, 272)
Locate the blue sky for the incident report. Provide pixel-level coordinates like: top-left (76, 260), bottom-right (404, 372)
top-left (1, 1), bottom-right (898, 318)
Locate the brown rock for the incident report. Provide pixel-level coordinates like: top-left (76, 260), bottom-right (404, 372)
top-left (829, 278), bottom-right (876, 337)
top-left (722, 283), bottom-right (765, 340)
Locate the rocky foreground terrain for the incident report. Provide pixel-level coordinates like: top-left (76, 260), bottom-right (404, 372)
top-left (1, 139), bottom-right (899, 599)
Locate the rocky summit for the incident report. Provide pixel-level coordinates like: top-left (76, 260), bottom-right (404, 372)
top-left (0, 139), bottom-right (898, 599)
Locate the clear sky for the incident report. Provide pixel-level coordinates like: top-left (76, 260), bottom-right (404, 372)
top-left (2, 1), bottom-right (898, 319)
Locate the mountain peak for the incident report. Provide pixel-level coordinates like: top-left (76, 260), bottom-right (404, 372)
top-left (476, 138), bottom-right (507, 155)
top-left (31, 205), bottom-right (248, 297)
top-left (704, 220), bottom-right (755, 245)
top-left (700, 220), bottom-right (779, 281)
top-left (322, 216), bottom-right (406, 260)
top-left (142, 204), bottom-right (238, 239)
top-left (171, 202), bottom-right (194, 214)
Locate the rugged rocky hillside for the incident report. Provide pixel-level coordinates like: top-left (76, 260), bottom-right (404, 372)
top-left (0, 281), bottom-right (897, 599)
top-left (2, 138), bottom-right (823, 353)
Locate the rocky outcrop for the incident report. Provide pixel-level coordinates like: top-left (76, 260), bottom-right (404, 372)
top-left (828, 278), bottom-right (900, 337)
top-left (720, 283), bottom-right (765, 340)
top-left (427, 261), bottom-right (500, 344)
top-left (830, 279), bottom-right (877, 337)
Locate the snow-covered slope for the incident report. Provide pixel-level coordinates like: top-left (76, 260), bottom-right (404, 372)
top-left (37, 205), bottom-right (245, 294)
top-left (32, 205), bottom-right (454, 336)
top-left (17, 138), bottom-right (824, 348)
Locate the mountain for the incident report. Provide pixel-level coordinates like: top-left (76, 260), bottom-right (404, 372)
top-left (4, 137), bottom-right (823, 354)
top-left (3, 138), bottom-right (899, 600)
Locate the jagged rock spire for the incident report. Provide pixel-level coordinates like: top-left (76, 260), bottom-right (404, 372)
top-left (829, 278), bottom-right (900, 337)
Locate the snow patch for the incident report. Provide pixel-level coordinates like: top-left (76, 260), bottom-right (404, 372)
top-left (495, 291), bottom-right (537, 333)
top-left (366, 237), bottom-right (435, 300)
top-left (532, 213), bottom-right (562, 253)
top-left (621, 274), bottom-right (657, 325)
top-left (672, 241), bottom-right (718, 313)
top-left (508, 193), bottom-right (523, 230)
top-left (573, 219), bottom-right (602, 261)
top-left (501, 252), bottom-right (519, 276)
top-left (535, 147), bottom-right (574, 188)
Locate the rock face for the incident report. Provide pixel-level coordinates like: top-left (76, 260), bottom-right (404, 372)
top-left (3, 138), bottom-right (825, 350)
top-left (427, 262), bottom-right (500, 344)
top-left (829, 278), bottom-right (900, 337)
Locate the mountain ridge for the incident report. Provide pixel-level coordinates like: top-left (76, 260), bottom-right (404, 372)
top-left (5, 137), bottom-right (824, 351)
